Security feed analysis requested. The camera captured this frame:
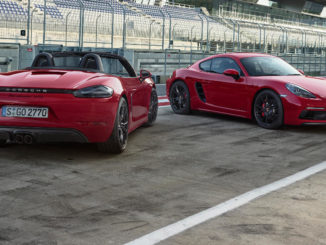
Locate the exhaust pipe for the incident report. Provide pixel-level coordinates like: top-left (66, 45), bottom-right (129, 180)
top-left (24, 134), bottom-right (34, 145)
top-left (0, 132), bottom-right (10, 146)
top-left (15, 134), bottom-right (24, 144)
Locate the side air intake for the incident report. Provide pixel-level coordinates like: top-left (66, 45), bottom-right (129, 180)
top-left (195, 82), bottom-right (206, 103)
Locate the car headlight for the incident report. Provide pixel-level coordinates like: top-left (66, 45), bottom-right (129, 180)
top-left (73, 85), bottom-right (113, 98)
top-left (285, 84), bottom-right (316, 98)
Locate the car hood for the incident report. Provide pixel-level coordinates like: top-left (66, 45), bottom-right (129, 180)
top-left (263, 75), bottom-right (326, 98)
top-left (0, 69), bottom-right (108, 90)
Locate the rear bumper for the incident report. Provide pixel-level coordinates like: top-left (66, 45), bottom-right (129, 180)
top-left (0, 127), bottom-right (88, 144)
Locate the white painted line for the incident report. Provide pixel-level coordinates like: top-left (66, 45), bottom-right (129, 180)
top-left (158, 105), bottom-right (171, 109)
top-left (158, 99), bottom-right (169, 103)
top-left (125, 161), bottom-right (326, 245)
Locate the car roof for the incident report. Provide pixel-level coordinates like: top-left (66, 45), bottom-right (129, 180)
top-left (212, 52), bottom-right (273, 59)
top-left (193, 52), bottom-right (276, 68)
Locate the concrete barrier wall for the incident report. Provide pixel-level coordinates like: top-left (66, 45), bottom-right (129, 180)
top-left (2, 44), bottom-right (325, 80)
top-left (0, 43), bottom-right (20, 72)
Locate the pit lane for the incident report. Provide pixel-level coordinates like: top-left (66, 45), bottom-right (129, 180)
top-left (0, 103), bottom-right (326, 244)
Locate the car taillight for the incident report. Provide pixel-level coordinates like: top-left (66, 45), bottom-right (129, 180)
top-left (73, 85), bottom-right (113, 98)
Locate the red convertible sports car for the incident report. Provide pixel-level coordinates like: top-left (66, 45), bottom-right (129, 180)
top-left (167, 53), bottom-right (326, 129)
top-left (0, 52), bottom-right (158, 153)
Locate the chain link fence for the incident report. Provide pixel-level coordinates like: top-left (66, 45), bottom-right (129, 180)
top-left (1, 0), bottom-right (326, 55)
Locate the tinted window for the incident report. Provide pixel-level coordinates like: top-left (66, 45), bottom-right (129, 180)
top-left (54, 56), bottom-right (81, 67)
top-left (241, 57), bottom-right (301, 76)
top-left (211, 57), bottom-right (242, 74)
top-left (36, 57), bottom-right (50, 67)
top-left (52, 56), bottom-right (131, 77)
top-left (199, 59), bottom-right (212, 72)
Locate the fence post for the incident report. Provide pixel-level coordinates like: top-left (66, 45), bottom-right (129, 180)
top-left (263, 25), bottom-right (266, 52)
top-left (204, 16), bottom-right (209, 52)
top-left (284, 27), bottom-right (288, 53)
top-left (121, 5), bottom-right (127, 51)
top-left (167, 12), bottom-right (172, 49)
top-left (95, 14), bottom-right (101, 48)
top-left (208, 27), bottom-right (214, 52)
top-left (190, 25), bottom-right (195, 50)
top-left (229, 19), bottom-right (236, 51)
top-left (105, 2), bottom-right (114, 50)
top-left (65, 12), bottom-right (71, 46)
top-left (149, 20), bottom-right (155, 50)
top-left (257, 23), bottom-right (262, 51)
top-left (198, 14), bottom-right (204, 51)
top-left (164, 49), bottom-right (167, 77)
top-left (172, 23), bottom-right (177, 49)
top-left (159, 9), bottom-right (165, 50)
top-left (42, 0), bottom-right (47, 46)
top-left (77, 0), bottom-right (85, 50)
top-left (30, 8), bottom-right (37, 44)
top-left (236, 20), bottom-right (240, 51)
top-left (178, 49), bottom-right (181, 68)
top-left (27, 0), bottom-right (30, 45)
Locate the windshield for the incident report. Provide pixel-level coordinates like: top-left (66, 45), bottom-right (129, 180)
top-left (240, 57), bottom-right (301, 76)
top-left (53, 56), bottom-right (130, 77)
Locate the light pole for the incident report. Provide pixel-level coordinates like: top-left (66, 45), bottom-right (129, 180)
top-left (121, 4), bottom-right (127, 51)
top-left (190, 25), bottom-right (196, 50)
top-left (42, 0), bottom-right (47, 46)
top-left (159, 9), bottom-right (165, 50)
top-left (149, 20), bottom-right (155, 50)
top-left (208, 26), bottom-right (214, 52)
top-left (172, 23), bottom-right (177, 49)
top-left (65, 11), bottom-right (71, 46)
top-left (26, 0), bottom-right (30, 45)
top-left (76, 0), bottom-right (85, 50)
top-left (95, 14), bottom-right (101, 48)
top-left (166, 11), bottom-right (172, 49)
top-left (30, 8), bottom-right (38, 45)
top-left (198, 14), bottom-right (204, 51)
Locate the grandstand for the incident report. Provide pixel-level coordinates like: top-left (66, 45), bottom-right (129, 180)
top-left (0, 0), bottom-right (325, 52)
top-left (0, 0), bottom-right (326, 76)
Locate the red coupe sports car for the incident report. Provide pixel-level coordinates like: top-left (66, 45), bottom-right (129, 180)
top-left (0, 52), bottom-right (158, 153)
top-left (167, 53), bottom-right (326, 129)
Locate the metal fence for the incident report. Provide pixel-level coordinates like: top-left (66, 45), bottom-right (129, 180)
top-left (1, 0), bottom-right (326, 55)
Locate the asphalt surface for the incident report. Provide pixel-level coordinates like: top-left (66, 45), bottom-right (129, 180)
top-left (0, 105), bottom-right (326, 245)
top-left (156, 84), bottom-right (166, 96)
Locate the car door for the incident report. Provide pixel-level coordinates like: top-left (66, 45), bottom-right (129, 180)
top-left (125, 77), bottom-right (148, 122)
top-left (200, 57), bottom-right (248, 113)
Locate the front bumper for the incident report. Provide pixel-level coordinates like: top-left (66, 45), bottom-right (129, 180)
top-left (282, 94), bottom-right (326, 125)
top-left (0, 127), bottom-right (88, 144)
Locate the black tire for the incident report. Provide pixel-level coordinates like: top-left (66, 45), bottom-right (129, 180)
top-left (169, 81), bottom-right (191, 114)
top-left (144, 88), bottom-right (158, 126)
top-left (97, 97), bottom-right (129, 153)
top-left (253, 90), bottom-right (283, 129)
top-left (0, 140), bottom-right (7, 147)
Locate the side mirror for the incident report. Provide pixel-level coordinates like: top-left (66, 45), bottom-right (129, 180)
top-left (298, 69), bottom-right (304, 75)
top-left (140, 69), bottom-right (152, 82)
top-left (223, 69), bottom-right (240, 80)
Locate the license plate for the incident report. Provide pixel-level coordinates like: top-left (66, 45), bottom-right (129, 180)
top-left (1, 106), bottom-right (49, 118)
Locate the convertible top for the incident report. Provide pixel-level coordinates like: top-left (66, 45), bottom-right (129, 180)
top-left (29, 51), bottom-right (137, 77)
